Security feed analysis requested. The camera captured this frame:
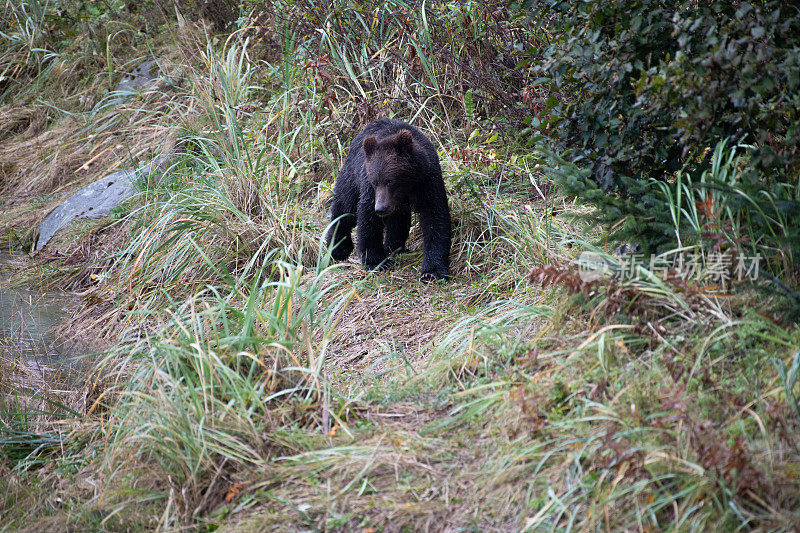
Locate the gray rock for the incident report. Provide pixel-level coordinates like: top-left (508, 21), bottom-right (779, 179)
top-left (114, 60), bottom-right (161, 94)
top-left (35, 156), bottom-right (170, 250)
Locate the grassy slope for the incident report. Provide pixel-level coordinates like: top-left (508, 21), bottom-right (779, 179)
top-left (1, 2), bottom-right (799, 531)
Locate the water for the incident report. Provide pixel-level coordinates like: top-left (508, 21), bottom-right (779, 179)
top-left (0, 251), bottom-right (80, 372)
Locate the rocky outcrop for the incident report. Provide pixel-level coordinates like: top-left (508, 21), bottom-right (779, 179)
top-left (35, 156), bottom-right (170, 250)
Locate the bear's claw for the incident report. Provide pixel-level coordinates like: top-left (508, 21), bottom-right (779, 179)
top-left (420, 267), bottom-right (450, 281)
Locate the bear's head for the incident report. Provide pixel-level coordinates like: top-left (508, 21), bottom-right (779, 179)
top-left (362, 129), bottom-right (415, 217)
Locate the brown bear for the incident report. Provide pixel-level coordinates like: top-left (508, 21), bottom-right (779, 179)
top-left (325, 119), bottom-right (451, 280)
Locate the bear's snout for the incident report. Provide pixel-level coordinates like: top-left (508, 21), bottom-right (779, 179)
top-left (374, 187), bottom-right (393, 217)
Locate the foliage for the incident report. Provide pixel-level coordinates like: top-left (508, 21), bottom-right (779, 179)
top-left (248, 0), bottom-right (543, 136)
top-left (531, 0), bottom-right (800, 264)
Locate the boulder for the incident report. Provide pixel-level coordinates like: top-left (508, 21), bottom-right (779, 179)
top-left (35, 156), bottom-right (169, 250)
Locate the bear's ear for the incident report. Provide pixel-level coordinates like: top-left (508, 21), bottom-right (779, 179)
top-left (363, 135), bottom-right (377, 157)
top-left (396, 130), bottom-right (413, 153)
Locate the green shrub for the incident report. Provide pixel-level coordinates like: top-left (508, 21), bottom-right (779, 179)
top-left (530, 0), bottom-right (800, 266)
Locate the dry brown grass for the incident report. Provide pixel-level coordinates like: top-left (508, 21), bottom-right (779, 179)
top-left (0, 44), bottom-right (191, 249)
top-left (325, 270), bottom-right (460, 374)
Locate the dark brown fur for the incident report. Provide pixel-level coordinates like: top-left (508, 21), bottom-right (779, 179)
top-left (325, 119), bottom-right (451, 280)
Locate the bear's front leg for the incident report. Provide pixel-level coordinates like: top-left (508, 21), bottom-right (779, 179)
top-left (357, 199), bottom-right (392, 271)
top-left (418, 205), bottom-right (451, 280)
top-left (326, 212), bottom-right (356, 261)
top-left (383, 209), bottom-right (411, 254)
top-left (326, 175), bottom-right (359, 261)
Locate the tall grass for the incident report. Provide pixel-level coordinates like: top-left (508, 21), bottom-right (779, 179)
top-left (659, 140), bottom-right (798, 282)
top-left (91, 247), bottom-right (353, 526)
top-left (0, 0), bottom-right (59, 82)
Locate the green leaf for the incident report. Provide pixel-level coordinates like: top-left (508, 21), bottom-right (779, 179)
top-left (464, 89), bottom-right (475, 118)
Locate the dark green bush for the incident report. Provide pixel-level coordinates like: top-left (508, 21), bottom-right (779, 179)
top-left (530, 0), bottom-right (800, 266)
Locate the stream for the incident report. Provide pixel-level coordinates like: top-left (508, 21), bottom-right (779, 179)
top-left (0, 251), bottom-right (82, 375)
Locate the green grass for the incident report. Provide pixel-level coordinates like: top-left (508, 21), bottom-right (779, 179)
top-left (1, 1), bottom-right (798, 531)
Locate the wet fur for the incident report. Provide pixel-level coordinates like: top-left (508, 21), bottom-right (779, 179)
top-left (325, 119), bottom-right (451, 280)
